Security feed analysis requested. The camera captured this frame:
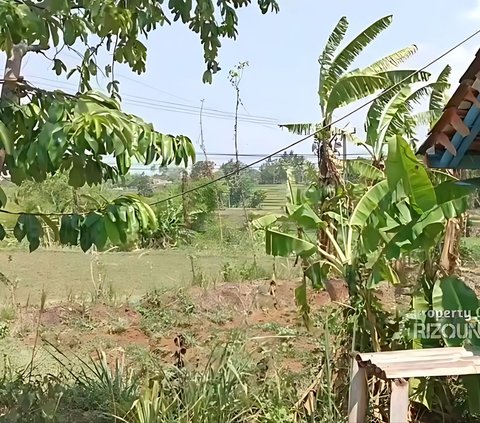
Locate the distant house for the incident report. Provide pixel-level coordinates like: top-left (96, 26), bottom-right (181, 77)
top-left (151, 174), bottom-right (171, 187)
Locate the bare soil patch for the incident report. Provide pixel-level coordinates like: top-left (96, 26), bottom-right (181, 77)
top-left (9, 279), bottom-right (401, 377)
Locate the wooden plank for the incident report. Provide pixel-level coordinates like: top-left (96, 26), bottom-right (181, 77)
top-left (382, 359), bottom-right (480, 373)
top-left (382, 359), bottom-right (480, 374)
top-left (357, 346), bottom-right (474, 363)
top-left (348, 358), bottom-right (368, 423)
top-left (390, 379), bottom-right (409, 423)
top-left (385, 364), bottom-right (480, 379)
top-left (451, 111), bottom-right (480, 167)
top-left (364, 350), bottom-right (476, 365)
top-left (357, 347), bottom-right (480, 378)
top-left (439, 98), bottom-right (480, 167)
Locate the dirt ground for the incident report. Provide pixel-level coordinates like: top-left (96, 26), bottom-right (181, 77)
top-left (4, 248), bottom-right (474, 389)
top-left (0, 282), bottom-right (322, 377)
top-left (0, 277), bottom-right (409, 383)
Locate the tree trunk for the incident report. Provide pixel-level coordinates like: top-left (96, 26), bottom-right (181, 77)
top-left (181, 170), bottom-right (191, 229)
top-left (439, 170), bottom-right (465, 275)
top-left (440, 217), bottom-right (463, 275)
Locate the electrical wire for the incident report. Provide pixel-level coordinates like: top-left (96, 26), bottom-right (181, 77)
top-left (22, 75), bottom-right (282, 125)
top-left (1, 26), bottom-right (480, 216)
top-left (145, 27), bottom-right (480, 207)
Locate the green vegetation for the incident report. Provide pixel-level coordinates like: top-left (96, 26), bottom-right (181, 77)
top-left (2, 5), bottom-right (480, 423)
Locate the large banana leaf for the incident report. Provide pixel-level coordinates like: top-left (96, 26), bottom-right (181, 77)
top-left (279, 123), bottom-right (319, 135)
top-left (386, 135), bottom-right (436, 213)
top-left (304, 261), bottom-right (329, 289)
top-left (325, 74), bottom-right (387, 116)
top-left (363, 71), bottom-right (448, 161)
top-left (376, 70), bottom-right (430, 85)
top-left (462, 376), bottom-right (480, 415)
top-left (432, 276), bottom-right (479, 346)
top-left (412, 110), bottom-right (443, 127)
top-left (410, 66), bottom-right (452, 129)
top-left (295, 278), bottom-right (311, 329)
top-left (349, 180), bottom-right (390, 227)
top-left (320, 15), bottom-right (393, 111)
top-left (347, 159), bottom-right (384, 184)
top-left (289, 204), bottom-right (325, 229)
top-left (265, 229), bottom-right (316, 258)
top-left (378, 85), bottom-right (432, 138)
top-left (357, 70), bottom-right (430, 156)
top-left (432, 276), bottom-right (480, 414)
top-left (429, 65), bottom-right (451, 119)
top-left (318, 16), bottom-right (349, 110)
top-left (251, 214), bottom-right (282, 230)
top-left (365, 84), bottom-right (406, 155)
top-left (372, 84), bottom-right (434, 147)
top-left (434, 178), bottom-right (480, 218)
top-left (362, 45), bottom-right (418, 73)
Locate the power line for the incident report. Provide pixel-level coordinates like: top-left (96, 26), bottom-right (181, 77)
top-left (2, 26), bottom-right (480, 217)
top-left (116, 71), bottom-right (195, 104)
top-left (23, 75), bottom-right (281, 125)
top-left (28, 78), bottom-right (280, 127)
top-left (146, 28), bottom-right (480, 207)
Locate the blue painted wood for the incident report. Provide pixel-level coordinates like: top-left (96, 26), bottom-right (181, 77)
top-left (429, 154), bottom-right (480, 169)
top-left (450, 111), bottom-right (480, 167)
top-left (438, 94), bottom-right (480, 167)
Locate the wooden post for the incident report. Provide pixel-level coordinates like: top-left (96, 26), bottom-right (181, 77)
top-left (348, 358), bottom-right (368, 423)
top-left (390, 378), bottom-right (409, 423)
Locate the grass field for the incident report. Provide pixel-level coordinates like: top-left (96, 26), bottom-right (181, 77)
top-left (0, 246), bottom-right (302, 304)
top-left (4, 179), bottom-right (480, 421)
top-left (256, 183), bottom-right (306, 211)
top-left (0, 240), bottom-right (343, 421)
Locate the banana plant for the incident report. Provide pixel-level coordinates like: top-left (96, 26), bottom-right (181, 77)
top-left (254, 136), bottom-right (477, 349)
top-left (412, 65), bottom-right (452, 129)
top-left (280, 15), bottom-right (426, 181)
top-left (401, 275), bottom-right (480, 416)
top-left (357, 65), bottom-right (452, 165)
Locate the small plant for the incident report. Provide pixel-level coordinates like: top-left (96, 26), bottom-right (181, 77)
top-left (189, 255), bottom-right (207, 287)
top-left (239, 261), bottom-right (269, 281)
top-left (221, 262), bottom-right (235, 282)
top-left (222, 261), bottom-right (270, 282)
top-left (0, 305), bottom-right (16, 322)
top-left (141, 201), bottom-right (195, 249)
top-left (142, 289), bottom-right (165, 308)
top-left (175, 289), bottom-right (196, 315)
top-left (0, 321), bottom-right (9, 339)
top-left (256, 322), bottom-right (297, 337)
top-left (207, 309), bottom-right (234, 326)
top-left (460, 238), bottom-right (480, 264)
top-left (249, 189), bottom-right (267, 208)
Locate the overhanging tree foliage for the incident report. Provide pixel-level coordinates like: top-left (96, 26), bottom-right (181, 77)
top-left (0, 0), bottom-right (280, 252)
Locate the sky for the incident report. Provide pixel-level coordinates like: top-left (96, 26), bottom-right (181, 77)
top-left (4, 0), bottom-right (480, 171)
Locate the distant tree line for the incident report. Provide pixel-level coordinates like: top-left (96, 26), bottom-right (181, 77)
top-left (258, 151), bottom-right (313, 184)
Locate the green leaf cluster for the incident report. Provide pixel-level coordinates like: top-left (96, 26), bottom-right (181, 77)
top-left (0, 0), bottom-right (279, 81)
top-left (10, 194), bottom-right (157, 252)
top-left (1, 90), bottom-right (195, 186)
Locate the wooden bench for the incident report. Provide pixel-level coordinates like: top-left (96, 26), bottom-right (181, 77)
top-left (348, 346), bottom-right (480, 423)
